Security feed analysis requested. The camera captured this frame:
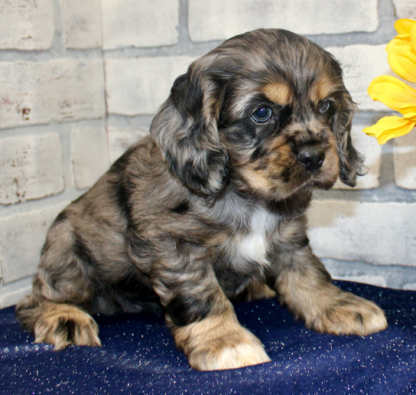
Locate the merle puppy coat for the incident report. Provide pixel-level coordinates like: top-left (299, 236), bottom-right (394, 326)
top-left (16, 29), bottom-right (387, 371)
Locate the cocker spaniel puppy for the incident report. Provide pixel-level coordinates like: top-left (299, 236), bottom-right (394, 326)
top-left (16, 29), bottom-right (387, 371)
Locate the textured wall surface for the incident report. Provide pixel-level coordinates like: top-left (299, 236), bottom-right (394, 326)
top-left (0, 0), bottom-right (415, 308)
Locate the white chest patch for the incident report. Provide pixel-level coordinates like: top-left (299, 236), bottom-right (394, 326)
top-left (226, 207), bottom-right (277, 268)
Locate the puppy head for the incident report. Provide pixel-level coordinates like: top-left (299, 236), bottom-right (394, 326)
top-left (151, 29), bottom-right (363, 199)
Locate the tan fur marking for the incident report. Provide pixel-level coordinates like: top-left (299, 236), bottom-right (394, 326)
top-left (317, 134), bottom-right (339, 186)
top-left (236, 135), bottom-right (295, 197)
top-left (205, 231), bottom-right (230, 247)
top-left (245, 282), bottom-right (276, 302)
top-left (173, 308), bottom-right (270, 371)
top-left (310, 74), bottom-right (340, 103)
top-left (32, 302), bottom-right (101, 350)
top-left (268, 136), bottom-right (293, 162)
top-left (262, 82), bottom-right (292, 105)
top-left (240, 167), bottom-right (272, 192)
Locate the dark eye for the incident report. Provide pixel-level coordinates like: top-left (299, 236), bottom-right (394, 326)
top-left (319, 100), bottom-right (331, 114)
top-left (251, 107), bottom-right (273, 123)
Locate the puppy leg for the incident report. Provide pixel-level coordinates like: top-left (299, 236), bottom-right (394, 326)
top-left (16, 274), bottom-right (101, 350)
top-left (16, 212), bottom-right (103, 350)
top-left (17, 295), bottom-right (100, 350)
top-left (153, 246), bottom-right (270, 370)
top-left (273, 247), bottom-right (387, 336)
top-left (244, 281), bottom-right (276, 302)
top-left (172, 305), bottom-right (270, 371)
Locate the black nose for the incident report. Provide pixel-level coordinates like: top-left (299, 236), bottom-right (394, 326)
top-left (297, 147), bottom-right (325, 172)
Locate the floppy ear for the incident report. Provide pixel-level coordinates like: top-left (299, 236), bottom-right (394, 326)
top-left (150, 59), bottom-right (229, 196)
top-left (333, 90), bottom-right (364, 187)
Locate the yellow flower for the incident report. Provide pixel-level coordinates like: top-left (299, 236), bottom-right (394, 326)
top-left (387, 19), bottom-right (416, 52)
top-left (386, 19), bottom-right (416, 82)
top-left (388, 47), bottom-right (416, 83)
top-left (363, 18), bottom-right (416, 144)
top-left (363, 75), bottom-right (416, 144)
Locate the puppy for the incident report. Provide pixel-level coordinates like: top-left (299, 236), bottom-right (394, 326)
top-left (16, 29), bottom-right (387, 371)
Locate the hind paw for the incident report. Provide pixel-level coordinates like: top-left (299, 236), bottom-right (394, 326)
top-left (34, 303), bottom-right (101, 350)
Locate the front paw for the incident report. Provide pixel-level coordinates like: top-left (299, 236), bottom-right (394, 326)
top-left (188, 331), bottom-right (271, 371)
top-left (308, 292), bottom-right (387, 336)
top-left (174, 314), bottom-right (271, 371)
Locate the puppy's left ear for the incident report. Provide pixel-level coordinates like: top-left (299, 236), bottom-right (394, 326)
top-left (150, 57), bottom-right (229, 196)
top-left (333, 90), bottom-right (364, 187)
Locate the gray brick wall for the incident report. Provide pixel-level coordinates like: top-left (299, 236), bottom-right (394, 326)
top-left (0, 0), bottom-right (415, 307)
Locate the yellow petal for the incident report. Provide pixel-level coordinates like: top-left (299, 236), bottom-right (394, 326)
top-left (388, 48), bottom-right (416, 83)
top-left (401, 104), bottom-right (416, 121)
top-left (395, 19), bottom-right (415, 35)
top-left (396, 33), bottom-right (411, 39)
top-left (367, 75), bottom-right (416, 111)
top-left (403, 113), bottom-right (416, 121)
top-left (399, 104), bottom-right (416, 121)
top-left (411, 23), bottom-right (416, 52)
top-left (363, 116), bottom-right (415, 144)
top-left (386, 37), bottom-right (412, 53)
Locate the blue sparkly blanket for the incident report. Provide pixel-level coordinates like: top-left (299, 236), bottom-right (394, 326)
top-left (1, 281), bottom-right (416, 394)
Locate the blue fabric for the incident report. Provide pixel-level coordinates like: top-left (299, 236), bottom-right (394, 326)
top-left (1, 281), bottom-right (416, 394)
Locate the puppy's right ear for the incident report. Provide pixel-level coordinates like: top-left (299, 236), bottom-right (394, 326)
top-left (150, 59), bottom-right (229, 196)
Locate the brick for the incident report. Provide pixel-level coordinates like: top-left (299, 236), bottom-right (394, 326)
top-left (394, 128), bottom-right (416, 189)
top-left (0, 284), bottom-right (32, 309)
top-left (108, 127), bottom-right (150, 163)
top-left (308, 201), bottom-right (416, 266)
top-left (403, 282), bottom-right (416, 291)
top-left (333, 122), bottom-right (382, 189)
top-left (72, 128), bottom-right (110, 189)
top-left (0, 202), bottom-right (69, 283)
top-left (326, 45), bottom-right (402, 111)
top-left (60, 0), bottom-right (102, 49)
top-left (188, 0), bottom-right (378, 42)
top-left (0, 59), bottom-right (105, 129)
top-left (102, 0), bottom-right (179, 49)
top-left (0, 134), bottom-right (64, 205)
top-left (105, 56), bottom-right (197, 115)
top-left (0, 0), bottom-right (54, 50)
top-left (392, 0), bottom-right (416, 19)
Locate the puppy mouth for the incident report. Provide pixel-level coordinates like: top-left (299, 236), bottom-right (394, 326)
top-left (311, 176), bottom-right (337, 190)
top-left (291, 161), bottom-right (338, 192)
top-left (306, 167), bottom-right (338, 190)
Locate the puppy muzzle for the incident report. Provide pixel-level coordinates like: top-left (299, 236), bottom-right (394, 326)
top-left (296, 146), bottom-right (326, 172)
